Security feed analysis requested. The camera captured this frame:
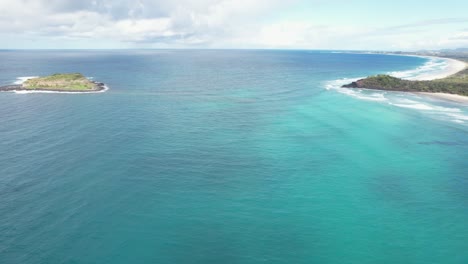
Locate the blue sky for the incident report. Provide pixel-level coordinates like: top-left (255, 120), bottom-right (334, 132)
top-left (0, 0), bottom-right (467, 50)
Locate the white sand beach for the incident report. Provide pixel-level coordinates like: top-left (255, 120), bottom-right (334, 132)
top-left (416, 92), bottom-right (468, 104)
top-left (412, 57), bottom-right (467, 81)
top-left (412, 57), bottom-right (468, 103)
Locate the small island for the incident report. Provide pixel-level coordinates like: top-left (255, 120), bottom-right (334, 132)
top-left (343, 53), bottom-right (468, 98)
top-left (0, 73), bottom-right (106, 93)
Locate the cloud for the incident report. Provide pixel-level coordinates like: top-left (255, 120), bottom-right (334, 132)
top-left (244, 21), bottom-right (363, 49)
top-left (450, 31), bottom-right (468, 40)
top-left (0, 0), bottom-right (467, 50)
top-left (0, 0), bottom-right (294, 46)
top-left (385, 18), bottom-right (468, 30)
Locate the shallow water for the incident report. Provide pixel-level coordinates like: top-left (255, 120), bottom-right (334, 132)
top-left (1, 50), bottom-right (467, 263)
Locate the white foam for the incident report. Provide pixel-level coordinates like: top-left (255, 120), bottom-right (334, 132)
top-left (446, 113), bottom-right (468, 121)
top-left (14, 76), bottom-right (39, 84)
top-left (324, 78), bottom-right (388, 102)
top-left (388, 56), bottom-right (466, 81)
top-left (345, 91), bottom-right (387, 102)
top-left (324, 77), bottom-right (365, 90)
top-left (389, 99), bottom-right (462, 112)
top-left (323, 53), bottom-right (468, 126)
top-left (382, 98), bottom-right (467, 125)
top-left (324, 77), bottom-right (467, 126)
top-left (8, 76), bottom-right (109, 94)
top-left (388, 57), bottom-right (445, 80)
top-left (12, 85), bottom-right (109, 94)
top-left (390, 102), bottom-right (432, 110)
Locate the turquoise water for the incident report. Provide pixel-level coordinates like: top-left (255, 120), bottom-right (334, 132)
top-left (1, 50), bottom-right (467, 263)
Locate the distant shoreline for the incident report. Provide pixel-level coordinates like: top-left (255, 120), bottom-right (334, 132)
top-left (407, 56), bottom-right (467, 81)
top-left (342, 53), bottom-right (468, 103)
top-left (363, 52), bottom-right (467, 80)
top-left (415, 92), bottom-right (468, 104)
top-left (411, 56), bottom-right (468, 103)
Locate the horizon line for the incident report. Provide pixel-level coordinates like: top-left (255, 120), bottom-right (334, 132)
top-left (0, 48), bottom-right (443, 52)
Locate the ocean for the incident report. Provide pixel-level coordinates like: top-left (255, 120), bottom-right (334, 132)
top-left (1, 50), bottom-right (467, 263)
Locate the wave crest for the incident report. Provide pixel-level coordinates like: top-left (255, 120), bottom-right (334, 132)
top-left (324, 57), bottom-right (468, 125)
top-left (14, 76), bottom-right (39, 84)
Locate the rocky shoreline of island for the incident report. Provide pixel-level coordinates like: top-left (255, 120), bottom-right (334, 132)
top-left (0, 81), bottom-right (106, 93)
top-left (0, 73), bottom-right (107, 93)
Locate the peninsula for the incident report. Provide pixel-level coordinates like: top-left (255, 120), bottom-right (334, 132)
top-left (0, 73), bottom-right (106, 93)
top-left (342, 53), bottom-right (468, 99)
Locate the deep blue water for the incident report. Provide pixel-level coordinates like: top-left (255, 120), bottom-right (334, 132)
top-left (1, 50), bottom-right (467, 263)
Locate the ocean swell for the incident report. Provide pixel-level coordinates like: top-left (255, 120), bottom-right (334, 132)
top-left (388, 57), bottom-right (448, 80)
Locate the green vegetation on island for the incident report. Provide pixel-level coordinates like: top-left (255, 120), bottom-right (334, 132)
top-left (22, 73), bottom-right (100, 91)
top-left (343, 53), bottom-right (468, 96)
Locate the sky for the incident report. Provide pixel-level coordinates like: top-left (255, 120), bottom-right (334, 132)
top-left (0, 0), bottom-right (467, 50)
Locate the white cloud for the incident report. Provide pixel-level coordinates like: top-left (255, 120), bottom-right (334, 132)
top-left (0, 0), bottom-right (467, 50)
top-left (0, 0), bottom-right (296, 47)
top-left (256, 21), bottom-right (311, 47)
top-left (451, 31), bottom-right (468, 40)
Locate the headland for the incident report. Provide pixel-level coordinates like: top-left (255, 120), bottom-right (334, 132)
top-left (342, 51), bottom-right (468, 103)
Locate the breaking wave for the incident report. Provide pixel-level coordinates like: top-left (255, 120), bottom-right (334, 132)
top-left (12, 86), bottom-right (109, 94)
top-left (14, 76), bottom-right (39, 84)
top-left (325, 58), bottom-right (468, 125)
top-left (388, 56), bottom-right (448, 80)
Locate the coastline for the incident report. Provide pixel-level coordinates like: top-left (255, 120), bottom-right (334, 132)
top-left (416, 92), bottom-right (468, 104)
top-left (412, 57), bottom-right (468, 103)
top-left (409, 56), bottom-right (467, 81)
top-left (342, 53), bottom-right (468, 104)
top-left (0, 81), bottom-right (107, 94)
top-left (342, 51), bottom-right (467, 81)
